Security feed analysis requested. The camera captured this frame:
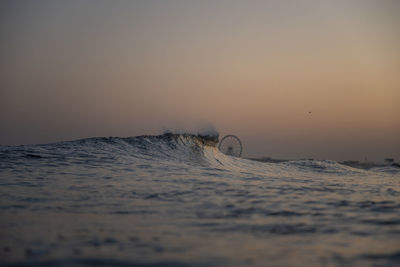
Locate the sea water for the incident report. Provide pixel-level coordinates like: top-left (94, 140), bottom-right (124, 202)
top-left (0, 133), bottom-right (399, 266)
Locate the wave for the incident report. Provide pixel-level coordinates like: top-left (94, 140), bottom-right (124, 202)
top-left (1, 133), bottom-right (397, 176)
top-left (0, 133), bottom-right (221, 168)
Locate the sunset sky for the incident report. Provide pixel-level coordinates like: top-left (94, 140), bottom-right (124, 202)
top-left (1, 0), bottom-right (399, 161)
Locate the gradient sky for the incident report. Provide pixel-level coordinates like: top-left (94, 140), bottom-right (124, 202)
top-left (1, 0), bottom-right (399, 161)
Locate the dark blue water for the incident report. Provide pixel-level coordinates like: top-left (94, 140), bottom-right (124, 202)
top-left (0, 134), bottom-right (399, 266)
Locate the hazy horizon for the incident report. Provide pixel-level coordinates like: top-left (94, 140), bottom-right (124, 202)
top-left (1, 0), bottom-right (399, 162)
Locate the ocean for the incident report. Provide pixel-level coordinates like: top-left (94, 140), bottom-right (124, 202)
top-left (0, 133), bottom-right (399, 266)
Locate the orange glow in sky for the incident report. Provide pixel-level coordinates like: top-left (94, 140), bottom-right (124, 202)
top-left (1, 0), bottom-right (399, 161)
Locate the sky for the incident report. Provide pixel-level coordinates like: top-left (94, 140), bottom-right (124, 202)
top-left (1, 0), bottom-right (399, 161)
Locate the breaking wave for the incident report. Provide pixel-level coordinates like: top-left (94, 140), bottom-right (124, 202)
top-left (1, 133), bottom-right (397, 177)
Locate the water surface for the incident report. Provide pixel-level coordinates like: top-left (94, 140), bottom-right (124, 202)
top-left (0, 134), bottom-right (399, 266)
